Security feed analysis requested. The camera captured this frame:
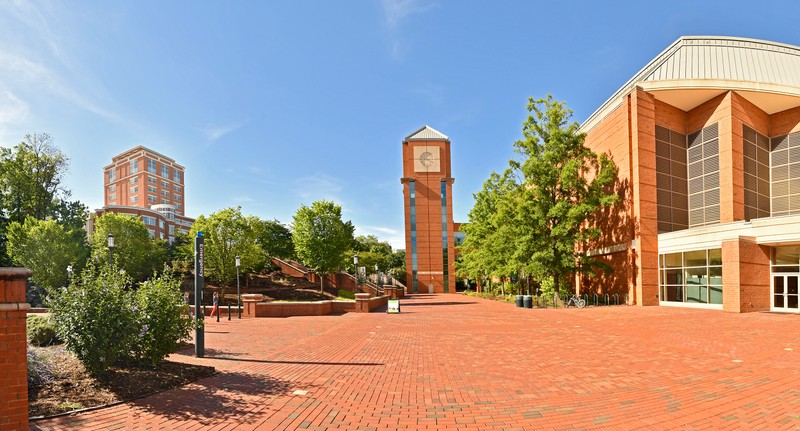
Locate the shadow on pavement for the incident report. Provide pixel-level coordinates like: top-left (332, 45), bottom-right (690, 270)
top-left (133, 370), bottom-right (293, 425)
top-left (209, 355), bottom-right (383, 366)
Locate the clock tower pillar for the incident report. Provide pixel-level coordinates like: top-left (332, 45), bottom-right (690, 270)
top-left (401, 126), bottom-right (456, 294)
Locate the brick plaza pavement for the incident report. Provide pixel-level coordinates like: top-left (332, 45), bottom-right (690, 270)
top-left (31, 294), bottom-right (800, 430)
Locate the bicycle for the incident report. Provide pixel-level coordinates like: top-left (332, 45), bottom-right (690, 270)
top-left (565, 294), bottom-right (586, 308)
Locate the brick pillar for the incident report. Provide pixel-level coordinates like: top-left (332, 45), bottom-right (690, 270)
top-left (722, 237), bottom-right (770, 313)
top-left (241, 294), bottom-right (264, 318)
top-left (355, 293), bottom-right (370, 313)
top-left (0, 268), bottom-right (32, 431)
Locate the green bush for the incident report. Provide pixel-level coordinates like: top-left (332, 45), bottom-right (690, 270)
top-left (50, 265), bottom-right (136, 374)
top-left (130, 272), bottom-right (193, 367)
top-left (27, 315), bottom-right (61, 346)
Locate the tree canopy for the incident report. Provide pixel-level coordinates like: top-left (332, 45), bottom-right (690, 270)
top-left (90, 212), bottom-right (167, 280)
top-left (457, 96), bottom-right (619, 294)
top-left (292, 200), bottom-right (354, 291)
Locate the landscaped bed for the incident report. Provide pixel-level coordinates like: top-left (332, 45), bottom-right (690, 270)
top-left (28, 344), bottom-right (215, 418)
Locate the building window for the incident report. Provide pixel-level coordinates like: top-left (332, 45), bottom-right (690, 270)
top-left (655, 125), bottom-right (688, 233)
top-left (107, 168), bottom-right (115, 182)
top-left (161, 180), bottom-right (169, 188)
top-left (130, 159), bottom-right (138, 174)
top-left (659, 248), bottom-right (722, 305)
top-left (174, 185), bottom-right (182, 192)
top-left (174, 170), bottom-right (182, 183)
top-left (148, 176), bottom-right (157, 184)
top-left (441, 181), bottom-right (449, 293)
top-left (176, 203), bottom-right (182, 209)
top-left (687, 123), bottom-right (720, 227)
top-left (130, 177), bottom-right (138, 184)
top-left (109, 193), bottom-right (116, 201)
top-left (174, 194), bottom-right (181, 200)
top-left (742, 125), bottom-right (771, 220)
top-left (162, 164), bottom-right (170, 178)
top-left (770, 130), bottom-right (800, 216)
top-left (161, 190), bottom-right (169, 197)
top-left (148, 195), bottom-right (157, 203)
top-left (148, 185), bottom-right (156, 193)
top-left (169, 225), bottom-right (175, 235)
top-left (147, 158), bottom-right (157, 174)
top-left (409, 181), bottom-right (417, 293)
top-left (148, 229), bottom-right (155, 238)
top-left (142, 216), bottom-right (156, 226)
top-left (131, 196), bottom-right (138, 203)
top-left (130, 186), bottom-right (138, 193)
top-left (159, 220), bottom-right (164, 229)
top-left (109, 185), bottom-right (116, 192)
top-left (161, 199), bottom-right (169, 204)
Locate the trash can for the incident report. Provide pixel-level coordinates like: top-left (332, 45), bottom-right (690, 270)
top-left (515, 295), bottom-right (523, 307)
top-left (523, 295), bottom-right (532, 308)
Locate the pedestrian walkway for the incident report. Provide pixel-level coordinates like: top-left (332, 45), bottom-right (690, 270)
top-left (31, 294), bottom-right (800, 430)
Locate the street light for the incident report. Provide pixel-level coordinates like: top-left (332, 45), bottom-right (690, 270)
top-left (107, 233), bottom-right (115, 267)
top-left (66, 265), bottom-right (73, 286)
top-left (353, 254), bottom-right (359, 294)
top-left (374, 263), bottom-right (379, 286)
top-left (235, 255), bottom-right (241, 319)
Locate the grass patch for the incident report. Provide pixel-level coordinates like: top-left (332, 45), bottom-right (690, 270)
top-left (337, 289), bottom-right (355, 300)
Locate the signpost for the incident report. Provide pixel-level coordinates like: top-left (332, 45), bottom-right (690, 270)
top-left (194, 232), bottom-right (205, 358)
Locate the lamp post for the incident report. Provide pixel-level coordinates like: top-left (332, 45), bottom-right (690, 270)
top-left (374, 263), bottom-right (379, 286)
top-left (107, 233), bottom-right (115, 268)
top-left (66, 265), bottom-right (73, 286)
top-left (353, 254), bottom-right (359, 293)
top-left (235, 255), bottom-right (241, 319)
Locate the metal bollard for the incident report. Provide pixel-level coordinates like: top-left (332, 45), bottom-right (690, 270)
top-left (228, 303), bottom-right (231, 320)
top-left (594, 294), bottom-right (598, 306)
top-left (216, 307), bottom-right (220, 322)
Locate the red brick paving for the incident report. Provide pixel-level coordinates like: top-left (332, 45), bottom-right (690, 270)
top-left (30, 294), bottom-right (800, 430)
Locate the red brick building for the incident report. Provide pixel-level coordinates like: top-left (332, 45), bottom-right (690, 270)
top-left (89, 146), bottom-right (194, 241)
top-left (580, 36), bottom-right (800, 312)
top-left (401, 126), bottom-right (459, 293)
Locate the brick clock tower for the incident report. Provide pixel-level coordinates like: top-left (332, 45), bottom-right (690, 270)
top-left (401, 126), bottom-right (456, 294)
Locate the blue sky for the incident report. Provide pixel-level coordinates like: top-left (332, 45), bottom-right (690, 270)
top-left (1, 1), bottom-right (798, 249)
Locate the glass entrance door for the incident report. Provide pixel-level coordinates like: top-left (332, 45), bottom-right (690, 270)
top-left (773, 274), bottom-right (799, 312)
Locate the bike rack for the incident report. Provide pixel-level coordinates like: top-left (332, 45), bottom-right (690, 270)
top-left (594, 294), bottom-right (598, 306)
top-left (614, 293), bottom-right (619, 305)
top-left (604, 294), bottom-right (610, 305)
top-left (583, 294), bottom-right (589, 306)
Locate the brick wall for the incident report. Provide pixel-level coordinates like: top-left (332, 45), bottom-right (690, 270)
top-left (0, 268), bottom-right (32, 431)
top-left (722, 237), bottom-right (770, 312)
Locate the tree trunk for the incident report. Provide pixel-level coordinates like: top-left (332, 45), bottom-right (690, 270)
top-left (320, 274), bottom-right (325, 293)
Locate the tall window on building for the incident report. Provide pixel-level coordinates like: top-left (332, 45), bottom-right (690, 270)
top-left (440, 181), bottom-right (449, 293)
top-left (173, 170), bottom-right (182, 183)
top-left (770, 131), bottom-right (800, 216)
top-left (107, 168), bottom-right (116, 182)
top-left (147, 159), bottom-right (157, 174)
top-left (130, 159), bottom-right (138, 174)
top-left (687, 123), bottom-right (720, 227)
top-left (742, 125), bottom-right (771, 220)
top-left (655, 125), bottom-right (688, 233)
top-left (162, 164), bottom-right (170, 178)
top-left (409, 181), bottom-right (418, 293)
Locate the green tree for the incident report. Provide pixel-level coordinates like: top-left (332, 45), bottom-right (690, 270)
top-left (351, 235), bottom-right (393, 275)
top-left (6, 217), bottom-right (89, 295)
top-left (511, 95), bottom-right (618, 294)
top-left (292, 200), bottom-right (355, 291)
top-left (91, 212), bottom-right (166, 280)
top-left (255, 219), bottom-right (294, 260)
top-left (187, 207), bottom-right (262, 286)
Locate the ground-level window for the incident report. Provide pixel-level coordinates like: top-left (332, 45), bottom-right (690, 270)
top-left (659, 248), bottom-right (722, 304)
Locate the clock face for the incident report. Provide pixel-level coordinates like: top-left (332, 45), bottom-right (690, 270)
top-left (413, 145), bottom-right (440, 172)
top-left (419, 151), bottom-right (434, 167)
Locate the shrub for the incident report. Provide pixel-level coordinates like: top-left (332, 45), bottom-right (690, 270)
top-left (27, 348), bottom-right (55, 388)
top-left (130, 272), bottom-right (193, 367)
top-left (27, 315), bottom-right (61, 346)
top-left (49, 265), bottom-right (136, 374)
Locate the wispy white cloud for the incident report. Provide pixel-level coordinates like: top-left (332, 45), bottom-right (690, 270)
top-left (356, 225), bottom-right (405, 250)
top-left (0, 89), bottom-right (29, 141)
top-left (201, 121), bottom-right (246, 142)
top-left (363, 225), bottom-right (400, 236)
top-left (233, 195), bottom-right (254, 203)
top-left (382, 0), bottom-right (436, 29)
top-left (381, 0), bottom-right (437, 60)
top-left (293, 174), bottom-right (343, 200)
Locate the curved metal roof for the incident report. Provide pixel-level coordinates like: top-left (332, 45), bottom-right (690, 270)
top-left (582, 36), bottom-right (800, 130)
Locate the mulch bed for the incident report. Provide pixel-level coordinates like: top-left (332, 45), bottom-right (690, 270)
top-left (28, 345), bottom-right (215, 418)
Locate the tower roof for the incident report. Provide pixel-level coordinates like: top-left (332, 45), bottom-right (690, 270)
top-left (404, 125), bottom-right (449, 142)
